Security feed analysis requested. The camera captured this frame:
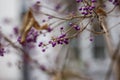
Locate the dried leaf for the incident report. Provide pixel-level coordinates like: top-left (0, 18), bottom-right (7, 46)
top-left (20, 18), bottom-right (34, 43)
top-left (63, 70), bottom-right (80, 78)
top-left (20, 9), bottom-right (48, 43)
top-left (41, 23), bottom-right (48, 30)
top-left (62, 70), bottom-right (89, 80)
top-left (52, 72), bottom-right (62, 80)
top-left (33, 18), bottom-right (48, 30)
top-left (33, 20), bottom-right (41, 30)
top-left (96, 7), bottom-right (107, 16)
top-left (20, 9), bottom-right (34, 43)
top-left (20, 10), bottom-right (33, 34)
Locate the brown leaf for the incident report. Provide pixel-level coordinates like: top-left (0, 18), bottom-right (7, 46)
top-left (33, 20), bottom-right (41, 30)
top-left (20, 10), bottom-right (33, 34)
top-left (33, 18), bottom-right (48, 30)
top-left (62, 70), bottom-right (89, 80)
top-left (41, 23), bottom-right (48, 30)
top-left (20, 9), bottom-right (48, 43)
top-left (20, 9), bottom-right (34, 43)
top-left (96, 7), bottom-right (107, 16)
top-left (20, 18), bottom-right (34, 43)
top-left (52, 72), bottom-right (62, 80)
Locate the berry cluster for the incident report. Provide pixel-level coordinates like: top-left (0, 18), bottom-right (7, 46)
top-left (108, 0), bottom-right (120, 5)
top-left (18, 28), bottom-right (39, 47)
top-left (69, 22), bottom-right (81, 31)
top-left (77, 0), bottom-right (96, 16)
top-left (76, 0), bottom-right (83, 3)
top-left (0, 35), bottom-right (5, 56)
top-left (16, 0), bottom-right (119, 52)
top-left (50, 34), bottom-right (69, 46)
top-left (0, 47), bottom-right (5, 56)
top-left (13, 27), bottom-right (19, 36)
top-left (38, 33), bottom-right (69, 52)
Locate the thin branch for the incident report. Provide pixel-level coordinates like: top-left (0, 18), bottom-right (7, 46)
top-left (37, 10), bottom-right (93, 21)
top-left (100, 16), bottom-right (114, 57)
top-left (104, 38), bottom-right (120, 80)
top-left (107, 6), bottom-right (117, 14)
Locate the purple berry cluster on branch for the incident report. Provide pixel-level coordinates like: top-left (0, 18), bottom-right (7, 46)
top-left (15, 0), bottom-right (119, 52)
top-left (108, 0), bottom-right (120, 5)
top-left (18, 28), bottom-right (39, 48)
top-left (77, 0), bottom-right (96, 15)
top-left (0, 47), bottom-right (5, 56)
top-left (0, 40), bottom-right (5, 56)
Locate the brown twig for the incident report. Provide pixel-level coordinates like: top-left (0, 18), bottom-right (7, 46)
top-left (104, 38), bottom-right (120, 80)
top-left (99, 16), bottom-right (114, 57)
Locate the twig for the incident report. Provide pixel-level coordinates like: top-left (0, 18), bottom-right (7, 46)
top-left (104, 38), bottom-right (120, 80)
top-left (99, 16), bottom-right (114, 57)
top-left (38, 10), bottom-right (93, 21)
top-left (107, 6), bottom-right (116, 14)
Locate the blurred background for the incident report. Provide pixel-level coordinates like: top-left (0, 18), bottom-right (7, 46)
top-left (0, 0), bottom-right (120, 80)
